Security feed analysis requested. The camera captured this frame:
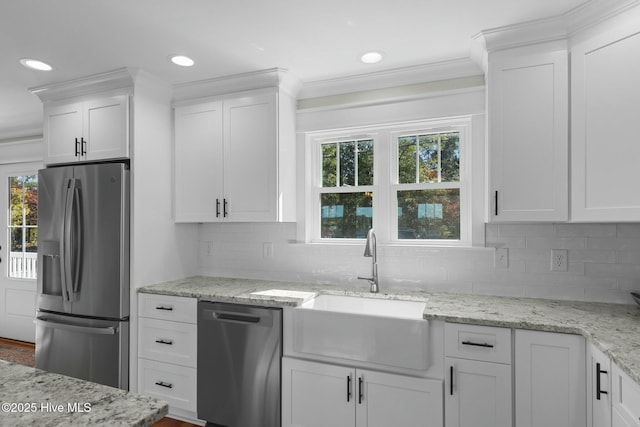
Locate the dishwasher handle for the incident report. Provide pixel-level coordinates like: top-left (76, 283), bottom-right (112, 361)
top-left (214, 311), bottom-right (261, 323)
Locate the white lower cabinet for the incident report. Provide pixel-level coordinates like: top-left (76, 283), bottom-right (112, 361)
top-left (612, 362), bottom-right (640, 427)
top-left (515, 329), bottom-right (586, 427)
top-left (444, 323), bottom-right (512, 427)
top-left (137, 294), bottom-right (198, 422)
top-left (587, 343), bottom-right (611, 427)
top-left (282, 357), bottom-right (443, 427)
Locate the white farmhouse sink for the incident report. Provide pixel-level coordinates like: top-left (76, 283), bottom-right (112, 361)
top-left (300, 294), bottom-right (426, 319)
top-left (292, 294), bottom-right (429, 371)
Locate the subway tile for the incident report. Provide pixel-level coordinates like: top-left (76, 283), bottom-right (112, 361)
top-left (523, 284), bottom-right (586, 301)
top-left (525, 237), bottom-right (586, 249)
top-left (585, 288), bottom-right (635, 304)
top-left (616, 250), bottom-right (640, 264)
top-left (555, 223), bottom-right (617, 238)
top-left (498, 224), bottom-right (555, 237)
top-left (553, 275), bottom-right (617, 289)
top-left (617, 279), bottom-right (640, 292)
top-left (584, 262), bottom-right (640, 280)
top-left (587, 237), bottom-right (640, 251)
top-left (617, 223), bottom-right (640, 238)
top-left (471, 282), bottom-right (526, 297)
top-left (569, 249), bottom-right (616, 264)
top-left (484, 236), bottom-right (527, 249)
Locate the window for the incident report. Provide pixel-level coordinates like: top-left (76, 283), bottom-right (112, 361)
top-left (319, 139), bottom-right (373, 238)
top-left (8, 175), bottom-right (38, 279)
top-left (308, 118), bottom-right (471, 245)
top-left (394, 131), bottom-right (461, 240)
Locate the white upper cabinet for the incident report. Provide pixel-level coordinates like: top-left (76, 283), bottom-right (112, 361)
top-left (43, 94), bottom-right (129, 165)
top-left (174, 88), bottom-right (296, 223)
top-left (571, 23), bottom-right (640, 221)
top-left (488, 45), bottom-right (569, 222)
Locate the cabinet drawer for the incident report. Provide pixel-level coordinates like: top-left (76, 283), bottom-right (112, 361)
top-left (445, 322), bottom-right (511, 364)
top-left (138, 317), bottom-right (197, 367)
top-left (612, 363), bottom-right (640, 426)
top-left (139, 293), bottom-right (196, 323)
top-left (138, 358), bottom-right (197, 412)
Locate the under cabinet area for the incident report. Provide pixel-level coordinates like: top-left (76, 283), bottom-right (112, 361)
top-left (282, 357), bottom-right (443, 427)
top-left (444, 322), bottom-right (512, 427)
top-left (173, 88), bottom-right (296, 222)
top-left (43, 94), bottom-right (129, 165)
top-left (487, 43), bottom-right (568, 222)
top-left (137, 294), bottom-right (198, 422)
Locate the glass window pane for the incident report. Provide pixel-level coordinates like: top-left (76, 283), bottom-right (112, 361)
top-left (320, 192), bottom-right (372, 238)
top-left (26, 227), bottom-right (38, 253)
top-left (10, 227), bottom-right (23, 251)
top-left (10, 176), bottom-right (24, 226)
top-left (397, 189), bottom-right (460, 240)
top-left (398, 136), bottom-right (417, 184)
top-left (441, 132), bottom-right (460, 182)
top-left (322, 143), bottom-right (337, 187)
top-left (418, 134), bottom-right (439, 183)
top-left (357, 140), bottom-right (373, 186)
top-left (339, 141), bottom-right (356, 187)
top-left (24, 175), bottom-right (38, 226)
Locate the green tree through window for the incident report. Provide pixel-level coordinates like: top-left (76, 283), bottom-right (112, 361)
top-left (8, 175), bottom-right (38, 279)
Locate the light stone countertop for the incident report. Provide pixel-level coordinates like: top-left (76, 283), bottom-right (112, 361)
top-left (0, 360), bottom-right (168, 427)
top-left (139, 276), bottom-right (640, 384)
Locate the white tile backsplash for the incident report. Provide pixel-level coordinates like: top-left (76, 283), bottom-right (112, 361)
top-left (197, 222), bottom-right (640, 304)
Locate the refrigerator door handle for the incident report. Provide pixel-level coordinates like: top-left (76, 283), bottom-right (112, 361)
top-left (36, 317), bottom-right (118, 335)
top-left (71, 181), bottom-right (82, 298)
top-left (62, 178), bottom-right (81, 302)
top-left (61, 178), bottom-right (74, 302)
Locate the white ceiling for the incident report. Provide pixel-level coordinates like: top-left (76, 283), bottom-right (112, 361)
top-left (0, 0), bottom-right (589, 141)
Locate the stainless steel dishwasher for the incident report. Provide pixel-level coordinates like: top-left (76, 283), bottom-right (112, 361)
top-left (197, 301), bottom-right (282, 427)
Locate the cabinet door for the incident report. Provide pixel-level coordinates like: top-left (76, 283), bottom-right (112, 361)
top-left (515, 330), bottom-right (586, 427)
top-left (84, 95), bottom-right (129, 161)
top-left (488, 49), bottom-right (568, 222)
top-left (445, 357), bottom-right (511, 427)
top-left (611, 363), bottom-right (640, 427)
top-left (587, 344), bottom-right (611, 427)
top-left (356, 369), bottom-right (443, 427)
top-left (44, 101), bottom-right (83, 164)
top-left (223, 91), bottom-right (278, 221)
top-left (282, 357), bottom-right (354, 427)
top-left (571, 27), bottom-right (640, 221)
top-left (174, 101), bottom-right (224, 222)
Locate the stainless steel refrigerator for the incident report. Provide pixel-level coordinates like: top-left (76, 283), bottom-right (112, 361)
top-left (35, 162), bottom-right (130, 390)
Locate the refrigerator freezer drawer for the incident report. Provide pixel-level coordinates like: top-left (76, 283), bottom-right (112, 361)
top-left (35, 313), bottom-right (129, 389)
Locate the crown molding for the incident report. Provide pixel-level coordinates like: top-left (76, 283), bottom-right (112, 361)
top-left (29, 67), bottom-right (138, 103)
top-left (172, 67), bottom-right (302, 102)
top-left (298, 58), bottom-right (482, 100)
top-left (475, 0), bottom-right (640, 54)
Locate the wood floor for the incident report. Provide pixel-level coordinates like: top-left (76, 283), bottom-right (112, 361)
top-left (0, 337), bottom-right (200, 427)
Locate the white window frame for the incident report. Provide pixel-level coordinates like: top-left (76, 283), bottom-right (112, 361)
top-left (306, 117), bottom-right (473, 247)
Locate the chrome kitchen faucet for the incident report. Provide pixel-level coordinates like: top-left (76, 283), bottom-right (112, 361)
top-left (358, 229), bottom-right (379, 293)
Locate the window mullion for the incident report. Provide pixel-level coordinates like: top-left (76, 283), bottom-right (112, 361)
top-left (437, 133), bottom-right (442, 183)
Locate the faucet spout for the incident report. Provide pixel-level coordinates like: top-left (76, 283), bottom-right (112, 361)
top-left (358, 229), bottom-right (379, 293)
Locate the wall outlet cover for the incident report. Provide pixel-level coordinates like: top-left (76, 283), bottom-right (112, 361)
top-left (551, 249), bottom-right (568, 272)
top-left (495, 248), bottom-right (509, 269)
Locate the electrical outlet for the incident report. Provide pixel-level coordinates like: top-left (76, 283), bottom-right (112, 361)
top-left (263, 242), bottom-right (274, 260)
top-left (551, 249), bottom-right (568, 272)
top-left (495, 248), bottom-right (509, 269)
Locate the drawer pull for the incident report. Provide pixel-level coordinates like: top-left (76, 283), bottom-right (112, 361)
top-left (461, 340), bottom-right (494, 348)
top-left (155, 338), bottom-right (173, 345)
top-left (155, 381), bottom-right (173, 389)
top-left (155, 305), bottom-right (174, 311)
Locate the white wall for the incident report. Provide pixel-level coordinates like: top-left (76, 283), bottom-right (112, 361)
top-left (196, 82), bottom-right (640, 305)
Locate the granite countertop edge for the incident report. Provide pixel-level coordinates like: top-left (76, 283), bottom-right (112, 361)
top-left (138, 276), bottom-right (640, 385)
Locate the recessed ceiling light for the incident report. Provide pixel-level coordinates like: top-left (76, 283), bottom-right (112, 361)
top-left (360, 51), bottom-right (383, 64)
top-left (20, 58), bottom-right (52, 71)
top-left (170, 55), bottom-right (195, 67)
